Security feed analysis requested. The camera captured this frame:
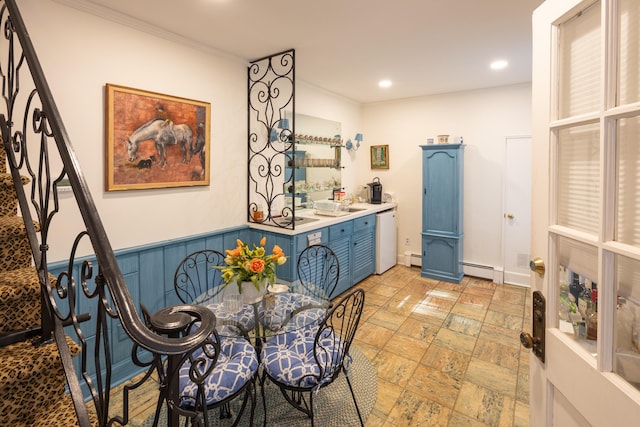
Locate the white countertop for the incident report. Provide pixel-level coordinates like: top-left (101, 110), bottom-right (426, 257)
top-left (249, 202), bottom-right (396, 235)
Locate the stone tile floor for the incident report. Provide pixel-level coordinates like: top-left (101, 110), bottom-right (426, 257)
top-left (354, 265), bottom-right (531, 426)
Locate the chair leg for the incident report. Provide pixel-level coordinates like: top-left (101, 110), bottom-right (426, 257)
top-left (260, 371), bottom-right (269, 427)
top-left (309, 390), bottom-right (315, 427)
top-left (220, 403), bottom-right (231, 419)
top-left (345, 374), bottom-right (364, 426)
top-left (229, 381), bottom-right (254, 427)
top-left (248, 380), bottom-right (256, 426)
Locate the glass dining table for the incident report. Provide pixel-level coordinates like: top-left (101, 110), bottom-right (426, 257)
top-left (196, 280), bottom-right (330, 349)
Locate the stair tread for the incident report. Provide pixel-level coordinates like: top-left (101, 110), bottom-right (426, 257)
top-left (0, 334), bottom-right (81, 380)
top-left (0, 267), bottom-right (42, 333)
top-left (0, 215), bottom-right (40, 234)
top-left (2, 369), bottom-right (98, 427)
top-left (0, 266), bottom-right (40, 297)
top-left (0, 335), bottom-right (88, 426)
top-left (0, 172), bottom-right (29, 187)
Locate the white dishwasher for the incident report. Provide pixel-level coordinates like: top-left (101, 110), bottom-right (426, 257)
top-left (375, 209), bottom-right (397, 274)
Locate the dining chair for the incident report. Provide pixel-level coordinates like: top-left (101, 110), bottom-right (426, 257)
top-left (174, 327), bottom-right (259, 426)
top-left (261, 244), bottom-right (339, 332)
top-left (259, 288), bottom-right (366, 427)
top-left (174, 249), bottom-right (255, 330)
top-left (141, 302), bottom-right (259, 426)
top-left (270, 244), bottom-right (340, 330)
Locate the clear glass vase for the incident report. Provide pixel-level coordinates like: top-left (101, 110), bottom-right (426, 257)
top-left (240, 280), bottom-right (267, 304)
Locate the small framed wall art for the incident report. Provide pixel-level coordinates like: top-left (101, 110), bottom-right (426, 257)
top-left (105, 83), bottom-right (211, 191)
top-left (370, 144), bottom-right (389, 169)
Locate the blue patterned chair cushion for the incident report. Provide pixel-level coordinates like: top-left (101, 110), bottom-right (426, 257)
top-left (179, 336), bottom-right (258, 408)
top-left (260, 293), bottom-right (324, 331)
top-left (260, 329), bottom-right (344, 389)
top-left (204, 301), bottom-right (256, 331)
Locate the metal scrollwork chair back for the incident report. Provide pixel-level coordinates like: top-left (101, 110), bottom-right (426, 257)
top-left (174, 249), bottom-right (227, 305)
top-left (174, 249), bottom-right (257, 332)
top-left (296, 244), bottom-right (339, 300)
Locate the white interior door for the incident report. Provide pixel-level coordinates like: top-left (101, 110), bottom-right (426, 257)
top-left (503, 136), bottom-right (531, 286)
top-left (530, 0), bottom-right (640, 426)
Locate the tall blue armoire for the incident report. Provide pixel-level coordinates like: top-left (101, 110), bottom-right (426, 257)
top-left (420, 144), bottom-right (464, 283)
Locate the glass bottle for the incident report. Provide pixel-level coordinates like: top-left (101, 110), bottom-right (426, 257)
top-left (559, 281), bottom-right (572, 321)
top-left (586, 288), bottom-right (598, 341)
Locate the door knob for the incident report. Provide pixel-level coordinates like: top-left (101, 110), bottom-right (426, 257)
top-left (506, 213), bottom-right (515, 219)
top-left (519, 331), bottom-right (537, 349)
top-left (529, 257), bottom-right (545, 275)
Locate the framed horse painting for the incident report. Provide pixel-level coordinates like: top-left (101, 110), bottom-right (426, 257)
top-left (105, 84), bottom-right (211, 191)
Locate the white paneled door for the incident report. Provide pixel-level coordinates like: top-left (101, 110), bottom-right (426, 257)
top-left (530, 0), bottom-right (640, 425)
top-left (503, 136), bottom-right (531, 287)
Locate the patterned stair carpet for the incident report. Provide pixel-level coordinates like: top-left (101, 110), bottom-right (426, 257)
top-left (141, 345), bottom-right (377, 427)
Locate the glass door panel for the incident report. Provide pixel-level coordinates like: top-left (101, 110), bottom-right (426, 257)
top-left (614, 254), bottom-right (640, 390)
top-left (616, 116), bottom-right (640, 245)
top-left (617, 0), bottom-right (640, 106)
top-left (556, 123), bottom-right (600, 234)
top-left (558, 2), bottom-right (601, 119)
top-left (557, 236), bottom-right (599, 357)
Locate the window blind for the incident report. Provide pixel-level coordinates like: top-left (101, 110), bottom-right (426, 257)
top-left (616, 116), bottom-right (640, 246)
top-left (557, 123), bottom-right (600, 235)
top-left (558, 2), bottom-right (601, 119)
top-left (617, 0), bottom-right (640, 106)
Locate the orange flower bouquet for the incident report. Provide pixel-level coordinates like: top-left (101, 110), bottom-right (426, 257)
top-left (217, 237), bottom-right (287, 292)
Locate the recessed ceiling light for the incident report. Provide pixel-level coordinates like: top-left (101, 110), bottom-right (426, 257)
top-left (490, 60), bottom-right (508, 70)
top-left (378, 80), bottom-right (392, 88)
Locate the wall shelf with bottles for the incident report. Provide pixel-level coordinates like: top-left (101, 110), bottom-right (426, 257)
top-left (295, 134), bottom-right (343, 147)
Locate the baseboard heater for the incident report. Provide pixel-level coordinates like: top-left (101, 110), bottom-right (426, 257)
top-left (462, 262), bottom-right (495, 281)
top-left (402, 251), bottom-right (422, 267)
top-left (401, 253), bottom-right (497, 281)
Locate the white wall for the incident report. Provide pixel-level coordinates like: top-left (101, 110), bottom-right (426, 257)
top-left (360, 84), bottom-right (532, 273)
top-left (17, 0), bottom-right (361, 262)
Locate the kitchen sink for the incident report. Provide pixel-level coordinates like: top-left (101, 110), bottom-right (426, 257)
top-left (295, 216), bottom-right (319, 223)
top-left (272, 216), bottom-right (319, 226)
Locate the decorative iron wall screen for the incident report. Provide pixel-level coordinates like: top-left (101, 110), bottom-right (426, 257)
top-left (248, 49), bottom-right (295, 229)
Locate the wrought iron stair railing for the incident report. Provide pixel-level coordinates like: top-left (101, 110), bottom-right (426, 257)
top-left (0, 1), bottom-right (215, 425)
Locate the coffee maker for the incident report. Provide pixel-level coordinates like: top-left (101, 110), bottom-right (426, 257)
top-left (368, 177), bottom-right (383, 204)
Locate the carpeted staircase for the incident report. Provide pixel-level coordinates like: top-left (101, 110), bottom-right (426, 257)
top-left (0, 143), bottom-right (92, 425)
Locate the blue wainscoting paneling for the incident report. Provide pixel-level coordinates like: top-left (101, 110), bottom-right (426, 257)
top-left (48, 225), bottom-right (259, 396)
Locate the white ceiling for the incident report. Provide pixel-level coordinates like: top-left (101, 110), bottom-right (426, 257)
top-left (55, 0), bottom-right (545, 104)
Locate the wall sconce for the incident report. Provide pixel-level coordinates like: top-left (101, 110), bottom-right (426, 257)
top-left (345, 133), bottom-right (363, 151)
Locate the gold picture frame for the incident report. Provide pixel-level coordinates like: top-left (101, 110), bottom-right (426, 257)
top-left (105, 83), bottom-right (211, 191)
top-left (370, 144), bottom-right (389, 169)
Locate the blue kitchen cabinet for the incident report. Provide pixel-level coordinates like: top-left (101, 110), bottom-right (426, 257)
top-left (351, 215), bottom-right (376, 285)
top-left (420, 144), bottom-right (464, 283)
top-left (328, 221), bottom-right (353, 298)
